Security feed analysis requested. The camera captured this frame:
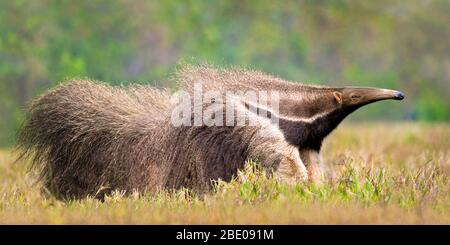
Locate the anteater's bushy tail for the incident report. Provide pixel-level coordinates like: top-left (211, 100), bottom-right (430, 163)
top-left (17, 80), bottom-right (172, 199)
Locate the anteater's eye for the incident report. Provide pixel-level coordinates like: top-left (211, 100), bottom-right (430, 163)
top-left (351, 95), bottom-right (361, 99)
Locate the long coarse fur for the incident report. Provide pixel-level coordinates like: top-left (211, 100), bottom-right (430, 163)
top-left (18, 81), bottom-right (174, 198)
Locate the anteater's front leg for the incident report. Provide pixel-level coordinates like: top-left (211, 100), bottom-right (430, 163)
top-left (244, 125), bottom-right (309, 184)
top-left (299, 148), bottom-right (324, 184)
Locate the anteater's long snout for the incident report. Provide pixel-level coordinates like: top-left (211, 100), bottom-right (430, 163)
top-left (342, 87), bottom-right (405, 106)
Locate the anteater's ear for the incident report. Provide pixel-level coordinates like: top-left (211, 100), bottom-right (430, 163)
top-left (333, 91), bottom-right (343, 104)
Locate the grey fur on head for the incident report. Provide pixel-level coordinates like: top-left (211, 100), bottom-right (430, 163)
top-left (17, 64), bottom-right (404, 200)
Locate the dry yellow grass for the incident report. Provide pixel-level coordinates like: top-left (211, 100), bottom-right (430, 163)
top-left (0, 122), bottom-right (448, 224)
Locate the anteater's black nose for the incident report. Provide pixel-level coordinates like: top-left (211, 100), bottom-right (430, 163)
top-left (394, 91), bottom-right (405, 100)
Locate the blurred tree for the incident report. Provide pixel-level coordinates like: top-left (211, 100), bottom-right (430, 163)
top-left (0, 0), bottom-right (449, 146)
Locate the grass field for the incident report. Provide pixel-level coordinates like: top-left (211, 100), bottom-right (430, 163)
top-left (0, 123), bottom-right (448, 224)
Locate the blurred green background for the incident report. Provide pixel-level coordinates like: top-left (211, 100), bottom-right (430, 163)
top-left (0, 0), bottom-right (449, 146)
